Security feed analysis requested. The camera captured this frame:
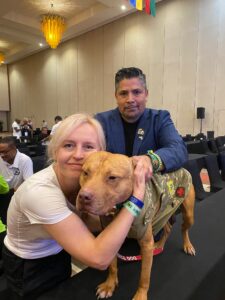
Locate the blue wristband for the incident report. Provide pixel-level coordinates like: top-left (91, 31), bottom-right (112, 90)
top-left (129, 195), bottom-right (144, 209)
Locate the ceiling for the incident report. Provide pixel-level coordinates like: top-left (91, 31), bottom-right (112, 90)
top-left (0, 0), bottom-right (162, 64)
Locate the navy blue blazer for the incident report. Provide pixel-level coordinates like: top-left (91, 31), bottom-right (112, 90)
top-left (95, 108), bottom-right (188, 172)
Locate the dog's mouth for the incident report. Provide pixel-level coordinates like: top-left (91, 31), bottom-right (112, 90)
top-left (76, 200), bottom-right (114, 216)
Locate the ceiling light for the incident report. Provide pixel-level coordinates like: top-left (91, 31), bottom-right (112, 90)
top-left (121, 5), bottom-right (126, 10)
top-left (41, 3), bottom-right (66, 49)
top-left (39, 43), bottom-right (43, 47)
top-left (0, 53), bottom-right (5, 65)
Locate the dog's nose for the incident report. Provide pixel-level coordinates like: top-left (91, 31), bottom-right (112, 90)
top-left (78, 189), bottom-right (93, 203)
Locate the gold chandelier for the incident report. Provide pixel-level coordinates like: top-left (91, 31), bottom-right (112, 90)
top-left (0, 52), bottom-right (5, 65)
top-left (41, 5), bottom-right (66, 49)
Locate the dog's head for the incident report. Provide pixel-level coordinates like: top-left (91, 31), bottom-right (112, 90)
top-left (76, 151), bottom-right (134, 215)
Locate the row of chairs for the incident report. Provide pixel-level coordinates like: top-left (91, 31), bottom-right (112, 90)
top-left (183, 131), bottom-right (215, 142)
top-left (184, 154), bottom-right (225, 201)
top-left (185, 136), bottom-right (225, 155)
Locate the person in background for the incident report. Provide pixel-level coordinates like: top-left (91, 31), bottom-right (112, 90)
top-left (41, 116), bottom-right (63, 143)
top-left (0, 174), bottom-right (9, 275)
top-left (2, 113), bottom-right (146, 299)
top-left (50, 115), bottom-right (63, 137)
top-left (42, 120), bottom-right (48, 128)
top-left (27, 119), bottom-right (33, 130)
top-left (11, 118), bottom-right (21, 140)
top-left (38, 126), bottom-right (50, 142)
top-left (0, 136), bottom-right (33, 190)
top-left (95, 67), bottom-right (188, 253)
top-left (21, 118), bottom-right (33, 140)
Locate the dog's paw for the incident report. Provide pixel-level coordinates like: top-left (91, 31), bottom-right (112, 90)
top-left (183, 243), bottom-right (196, 256)
top-left (96, 280), bottom-right (118, 299)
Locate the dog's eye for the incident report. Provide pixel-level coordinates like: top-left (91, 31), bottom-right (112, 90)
top-left (82, 171), bottom-right (88, 176)
top-left (108, 176), bottom-right (117, 181)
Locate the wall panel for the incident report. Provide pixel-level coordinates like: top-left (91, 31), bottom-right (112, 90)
top-left (8, 0), bottom-right (225, 136)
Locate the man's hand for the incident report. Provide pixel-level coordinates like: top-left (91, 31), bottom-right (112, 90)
top-left (132, 155), bottom-right (153, 181)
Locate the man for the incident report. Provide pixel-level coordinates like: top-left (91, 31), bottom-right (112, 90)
top-left (0, 136), bottom-right (33, 190)
top-left (12, 118), bottom-right (21, 140)
top-left (95, 67), bottom-right (187, 174)
top-left (95, 67), bottom-right (188, 254)
top-left (50, 115), bottom-right (62, 137)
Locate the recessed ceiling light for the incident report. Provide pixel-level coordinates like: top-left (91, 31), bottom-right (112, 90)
top-left (39, 43), bottom-right (43, 47)
top-left (121, 5), bottom-right (126, 10)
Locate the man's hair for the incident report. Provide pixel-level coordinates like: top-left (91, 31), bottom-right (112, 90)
top-left (54, 116), bottom-right (62, 122)
top-left (115, 67), bottom-right (147, 91)
top-left (0, 136), bottom-right (16, 148)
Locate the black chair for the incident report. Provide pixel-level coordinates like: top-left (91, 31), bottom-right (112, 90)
top-left (218, 152), bottom-right (225, 181)
top-left (215, 136), bottom-right (225, 153)
top-left (32, 155), bottom-right (48, 173)
top-left (0, 189), bottom-right (14, 225)
top-left (17, 147), bottom-right (30, 156)
top-left (204, 155), bottom-right (225, 192)
top-left (207, 139), bottom-right (218, 154)
top-left (207, 131), bottom-right (214, 140)
top-left (195, 133), bottom-right (206, 140)
top-left (184, 160), bottom-right (213, 201)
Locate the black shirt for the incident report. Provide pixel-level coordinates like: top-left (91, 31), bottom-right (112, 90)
top-left (121, 118), bottom-right (139, 157)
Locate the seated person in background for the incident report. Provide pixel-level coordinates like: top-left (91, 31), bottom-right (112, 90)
top-left (0, 136), bottom-right (33, 190)
top-left (2, 113), bottom-right (146, 299)
top-left (38, 126), bottom-right (50, 142)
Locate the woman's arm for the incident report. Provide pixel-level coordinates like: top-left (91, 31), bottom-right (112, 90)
top-left (44, 208), bottom-right (134, 270)
top-left (44, 159), bottom-right (146, 270)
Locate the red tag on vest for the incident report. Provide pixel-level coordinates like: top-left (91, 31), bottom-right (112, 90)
top-left (176, 187), bottom-right (185, 198)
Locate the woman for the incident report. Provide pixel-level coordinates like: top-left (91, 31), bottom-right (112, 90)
top-left (2, 113), bottom-right (146, 299)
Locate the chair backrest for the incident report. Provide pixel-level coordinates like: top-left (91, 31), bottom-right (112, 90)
top-left (207, 131), bottom-right (214, 140)
top-left (32, 155), bottom-right (48, 173)
top-left (183, 159), bottom-right (211, 201)
top-left (204, 155), bottom-right (225, 192)
top-left (0, 189), bottom-right (14, 225)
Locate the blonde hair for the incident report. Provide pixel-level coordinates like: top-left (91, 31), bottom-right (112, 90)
top-left (48, 113), bottom-right (106, 161)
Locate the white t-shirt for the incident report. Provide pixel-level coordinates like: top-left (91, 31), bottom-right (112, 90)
top-left (0, 150), bottom-right (33, 189)
top-left (50, 121), bottom-right (62, 136)
top-left (12, 121), bottom-right (21, 139)
top-left (4, 165), bottom-right (74, 259)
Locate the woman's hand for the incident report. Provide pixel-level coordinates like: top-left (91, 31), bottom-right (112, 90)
top-left (132, 156), bottom-right (147, 201)
top-left (132, 155), bottom-right (153, 181)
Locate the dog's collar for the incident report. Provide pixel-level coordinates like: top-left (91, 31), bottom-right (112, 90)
top-left (115, 203), bottom-right (123, 210)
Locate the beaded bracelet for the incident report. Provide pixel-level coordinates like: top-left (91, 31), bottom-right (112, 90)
top-left (123, 201), bottom-right (141, 217)
top-left (146, 150), bottom-right (163, 173)
top-left (129, 195), bottom-right (144, 209)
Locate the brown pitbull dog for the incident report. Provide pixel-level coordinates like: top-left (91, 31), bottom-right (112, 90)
top-left (76, 151), bottom-right (195, 300)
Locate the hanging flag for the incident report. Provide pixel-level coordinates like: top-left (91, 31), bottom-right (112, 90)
top-left (136, 0), bottom-right (143, 10)
top-left (129, 0), bottom-right (156, 16)
top-left (150, 0), bottom-right (156, 16)
top-left (145, 0), bottom-right (150, 14)
top-left (130, 0), bottom-right (136, 7)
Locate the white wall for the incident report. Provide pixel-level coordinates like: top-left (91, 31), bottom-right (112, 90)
top-left (0, 64), bottom-right (9, 111)
top-left (8, 0), bottom-right (225, 135)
